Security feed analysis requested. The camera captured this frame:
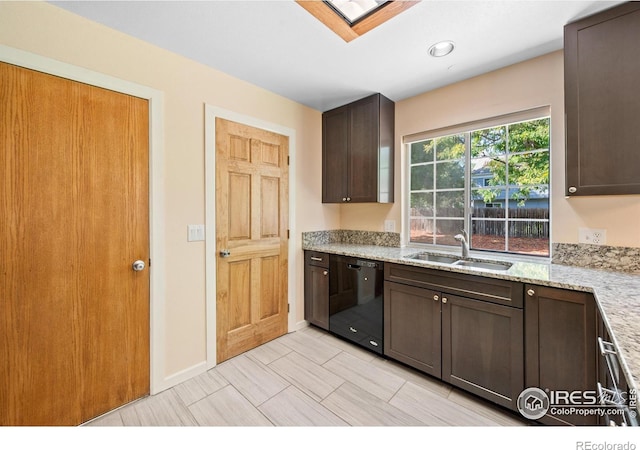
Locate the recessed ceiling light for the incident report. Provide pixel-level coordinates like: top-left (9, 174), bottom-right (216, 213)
top-left (429, 40), bottom-right (455, 57)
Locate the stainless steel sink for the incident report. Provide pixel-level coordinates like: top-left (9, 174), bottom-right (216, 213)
top-left (452, 260), bottom-right (512, 271)
top-left (407, 253), bottom-right (459, 264)
top-left (405, 252), bottom-right (512, 271)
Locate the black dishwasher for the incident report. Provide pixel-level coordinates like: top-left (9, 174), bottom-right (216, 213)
top-left (329, 254), bottom-right (384, 354)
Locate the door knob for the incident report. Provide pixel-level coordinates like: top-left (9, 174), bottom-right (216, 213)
top-left (132, 260), bottom-right (146, 271)
top-left (220, 249), bottom-right (231, 258)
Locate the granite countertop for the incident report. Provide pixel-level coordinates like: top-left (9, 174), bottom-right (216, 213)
top-left (302, 241), bottom-right (640, 397)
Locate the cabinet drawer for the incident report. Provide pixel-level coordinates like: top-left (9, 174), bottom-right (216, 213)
top-left (385, 263), bottom-right (523, 308)
top-left (305, 251), bottom-right (330, 268)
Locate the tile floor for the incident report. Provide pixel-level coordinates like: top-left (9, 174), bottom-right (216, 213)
top-left (85, 326), bottom-right (529, 427)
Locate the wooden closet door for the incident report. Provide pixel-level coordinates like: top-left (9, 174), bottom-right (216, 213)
top-left (0, 62), bottom-right (150, 425)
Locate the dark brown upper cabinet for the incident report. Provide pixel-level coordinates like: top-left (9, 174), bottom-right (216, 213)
top-left (564, 2), bottom-right (640, 196)
top-left (322, 93), bottom-right (394, 203)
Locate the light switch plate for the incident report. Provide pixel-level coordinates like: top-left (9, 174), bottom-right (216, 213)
top-left (188, 224), bottom-right (205, 242)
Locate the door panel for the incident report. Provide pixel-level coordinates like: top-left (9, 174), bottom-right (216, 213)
top-left (261, 176), bottom-right (280, 238)
top-left (383, 282), bottom-right (442, 377)
top-left (0, 62), bottom-right (150, 425)
top-left (228, 172), bottom-right (251, 240)
top-left (216, 118), bottom-right (288, 363)
top-left (260, 256), bottom-right (280, 319)
top-left (228, 260), bottom-right (252, 329)
top-left (442, 294), bottom-right (523, 411)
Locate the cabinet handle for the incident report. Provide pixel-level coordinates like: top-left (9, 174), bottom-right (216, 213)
top-left (322, 270), bottom-right (328, 276)
top-left (597, 337), bottom-right (617, 356)
top-left (527, 289), bottom-right (535, 297)
top-left (433, 294), bottom-right (439, 301)
top-left (442, 297), bottom-right (448, 304)
top-left (349, 327), bottom-right (358, 333)
top-left (568, 186), bottom-right (577, 194)
top-left (310, 256), bottom-right (323, 262)
top-left (369, 340), bottom-right (379, 347)
top-left (342, 197), bottom-right (347, 202)
top-left (346, 197), bottom-right (351, 201)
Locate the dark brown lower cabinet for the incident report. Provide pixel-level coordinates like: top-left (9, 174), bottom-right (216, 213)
top-left (384, 280), bottom-right (524, 411)
top-left (525, 284), bottom-right (598, 425)
top-left (304, 251), bottom-right (330, 330)
top-left (384, 282), bottom-right (441, 377)
top-left (442, 294), bottom-right (524, 411)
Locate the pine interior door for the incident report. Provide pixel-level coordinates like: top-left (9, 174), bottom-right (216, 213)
top-left (215, 118), bottom-right (289, 363)
top-left (0, 62), bottom-right (150, 426)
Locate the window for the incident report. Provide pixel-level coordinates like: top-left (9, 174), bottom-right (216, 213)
top-left (407, 112), bottom-right (550, 257)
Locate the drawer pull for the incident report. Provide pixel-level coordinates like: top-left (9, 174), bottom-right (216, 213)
top-left (369, 340), bottom-right (379, 347)
top-left (598, 337), bottom-right (622, 388)
top-left (310, 256), bottom-right (323, 262)
top-left (349, 327), bottom-right (358, 333)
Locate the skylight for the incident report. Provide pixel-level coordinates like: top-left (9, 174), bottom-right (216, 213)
top-left (325, 0), bottom-right (389, 25)
top-left (296, 0), bottom-right (419, 42)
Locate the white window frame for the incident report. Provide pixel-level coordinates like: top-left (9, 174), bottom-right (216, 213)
top-left (403, 107), bottom-right (551, 260)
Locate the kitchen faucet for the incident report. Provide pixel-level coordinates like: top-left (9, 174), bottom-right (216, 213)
top-left (454, 230), bottom-right (469, 259)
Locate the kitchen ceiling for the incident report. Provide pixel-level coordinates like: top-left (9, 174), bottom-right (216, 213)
top-left (51, 0), bottom-right (623, 112)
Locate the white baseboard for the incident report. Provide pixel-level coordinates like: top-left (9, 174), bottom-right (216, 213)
top-left (152, 361), bottom-right (208, 394)
top-left (292, 320), bottom-right (310, 331)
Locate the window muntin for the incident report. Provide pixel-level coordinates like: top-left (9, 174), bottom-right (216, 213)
top-left (408, 116), bottom-right (550, 257)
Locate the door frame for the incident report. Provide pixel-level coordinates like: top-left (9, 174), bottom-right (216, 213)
top-left (0, 45), bottom-right (166, 395)
top-left (205, 105), bottom-right (296, 368)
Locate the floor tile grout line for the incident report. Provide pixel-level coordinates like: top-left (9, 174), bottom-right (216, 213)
top-left (386, 379), bottom-right (408, 405)
top-left (171, 387), bottom-right (202, 426)
top-left (227, 355), bottom-right (293, 410)
top-left (260, 384), bottom-right (349, 427)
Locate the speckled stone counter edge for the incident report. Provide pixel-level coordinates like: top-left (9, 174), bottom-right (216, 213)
top-left (302, 230), bottom-right (400, 247)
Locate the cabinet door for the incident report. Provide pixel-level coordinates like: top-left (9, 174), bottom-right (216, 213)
top-left (525, 285), bottom-right (597, 425)
top-left (322, 105), bottom-right (349, 203)
top-left (304, 263), bottom-right (329, 330)
top-left (347, 94), bottom-right (379, 203)
top-left (383, 282), bottom-right (441, 377)
top-left (564, 3), bottom-right (640, 195)
top-left (442, 294), bottom-right (524, 411)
